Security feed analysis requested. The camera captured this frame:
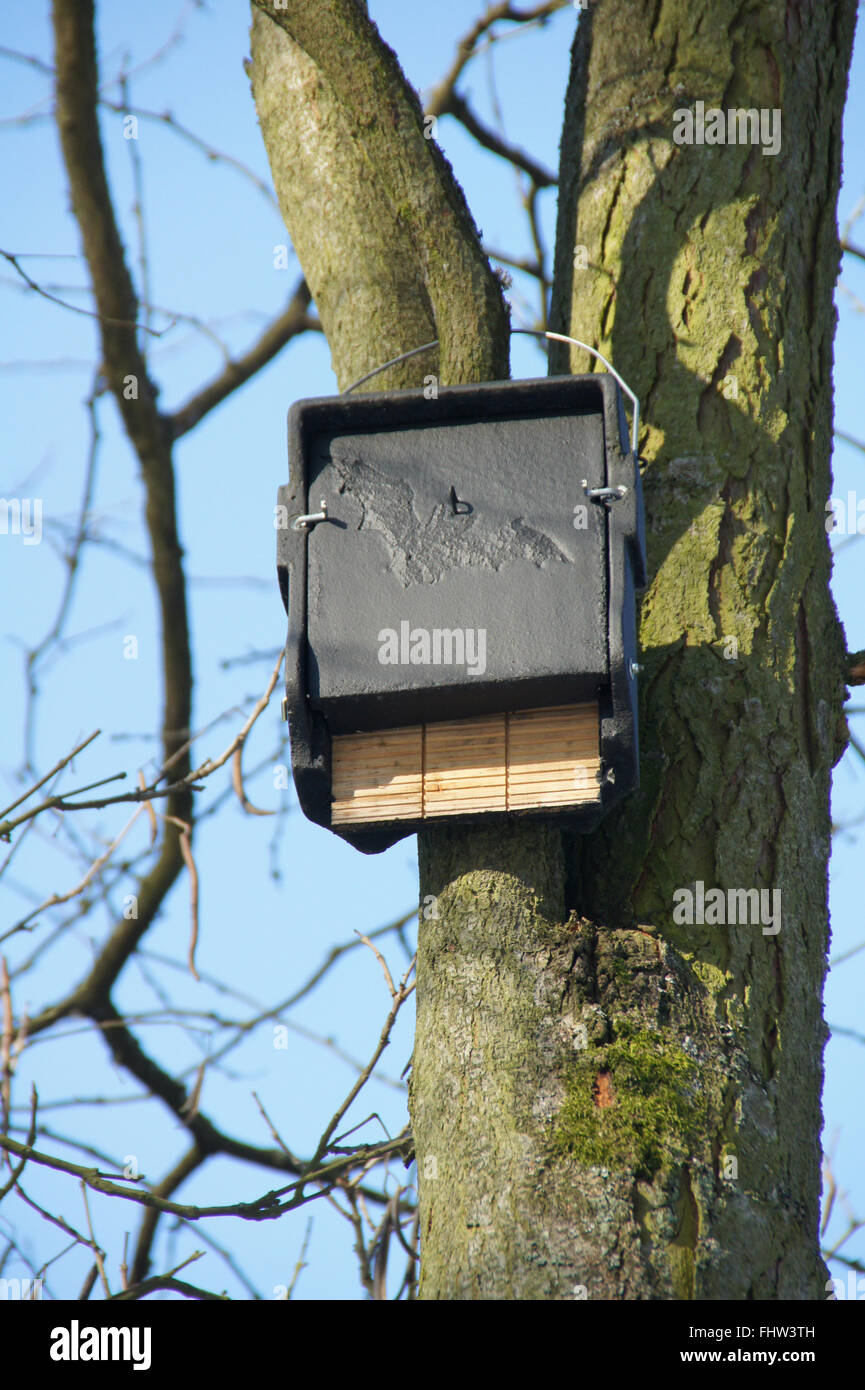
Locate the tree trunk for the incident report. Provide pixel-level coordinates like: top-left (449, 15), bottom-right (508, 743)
top-left (252, 0), bottom-right (857, 1298)
top-left (417, 0), bottom-right (856, 1301)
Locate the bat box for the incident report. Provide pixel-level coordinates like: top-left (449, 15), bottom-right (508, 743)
top-left (276, 374), bottom-right (646, 853)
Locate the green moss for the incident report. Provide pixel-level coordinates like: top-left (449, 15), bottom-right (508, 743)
top-left (612, 956), bottom-right (632, 986)
top-left (553, 1022), bottom-right (707, 1178)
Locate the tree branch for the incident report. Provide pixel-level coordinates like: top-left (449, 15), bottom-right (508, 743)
top-left (425, 1), bottom-right (567, 117)
top-left (847, 649), bottom-right (865, 686)
top-left (168, 279), bottom-right (318, 440)
top-left (437, 91), bottom-right (556, 187)
top-left (252, 0), bottom-right (509, 384)
top-left (52, 0), bottom-right (193, 821)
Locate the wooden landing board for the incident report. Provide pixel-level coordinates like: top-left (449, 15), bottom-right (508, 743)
top-left (331, 703), bottom-right (600, 826)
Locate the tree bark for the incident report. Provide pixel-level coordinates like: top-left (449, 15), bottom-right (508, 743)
top-left (416, 0), bottom-right (855, 1300)
top-left (249, 0), bottom-right (508, 388)
top-left (252, 0), bottom-right (857, 1298)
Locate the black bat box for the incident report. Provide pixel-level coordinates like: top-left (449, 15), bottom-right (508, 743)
top-left (277, 374), bottom-right (646, 853)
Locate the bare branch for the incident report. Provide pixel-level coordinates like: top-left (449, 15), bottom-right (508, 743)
top-left (484, 245), bottom-right (546, 282)
top-left (303, 958), bottom-right (417, 1188)
top-left (99, 99), bottom-right (280, 211)
top-left (1, 958), bottom-right (14, 1143)
top-left (52, 0), bottom-right (193, 819)
top-left (252, 1092), bottom-right (300, 1164)
top-left (10, 805), bottom-right (147, 934)
top-left (138, 770), bottom-right (158, 846)
top-left (437, 91), bottom-right (556, 187)
top-left (79, 1181), bottom-right (111, 1296)
top-left (284, 1218), bottom-right (313, 1299)
top-left (0, 249), bottom-right (173, 336)
top-left (836, 428), bottom-right (865, 455)
top-left (110, 1274), bottom-right (229, 1301)
top-left (426, 1), bottom-right (568, 117)
top-left (161, 815), bottom-right (200, 980)
top-left (0, 1129), bottom-right (410, 1225)
top-left (0, 730), bottom-right (101, 822)
top-left (0, 1085), bottom-right (37, 1198)
top-left (847, 650), bottom-right (865, 686)
top-left (232, 748), bottom-right (272, 817)
top-left (355, 933), bottom-right (397, 998)
top-left (168, 280), bottom-right (318, 440)
top-left (1, 656), bottom-right (282, 840)
top-left (0, 45), bottom-right (54, 77)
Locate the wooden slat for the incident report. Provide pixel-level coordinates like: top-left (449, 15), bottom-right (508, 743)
top-left (507, 705), bottom-right (599, 808)
top-left (330, 704), bottom-right (600, 826)
top-left (331, 726), bottom-right (423, 823)
top-left (424, 716), bottom-right (506, 816)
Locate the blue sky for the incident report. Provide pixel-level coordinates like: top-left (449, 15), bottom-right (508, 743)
top-left (1, 1), bottom-right (863, 1300)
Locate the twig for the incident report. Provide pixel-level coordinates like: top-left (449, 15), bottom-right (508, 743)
top-left (232, 747), bottom-right (272, 816)
top-left (0, 250), bottom-right (173, 336)
top-left (252, 1092), bottom-right (299, 1163)
top-left (119, 67), bottom-right (152, 343)
top-left (9, 804), bottom-right (146, 933)
top-left (80, 1181), bottom-right (111, 1296)
top-left (168, 284), bottom-right (317, 440)
top-left (0, 1130), bottom-right (407, 1221)
top-left (163, 815), bottom-right (200, 979)
top-left (110, 1275), bottom-right (229, 1301)
top-left (438, 91), bottom-right (556, 187)
top-left (99, 100), bottom-right (280, 211)
top-left (138, 770), bottom-right (158, 846)
top-left (0, 729), bottom-right (101, 821)
top-left (303, 958), bottom-right (417, 1187)
top-left (426, 1), bottom-right (567, 116)
top-left (0, 959), bottom-right (13, 1143)
top-left (340, 1189), bottom-right (375, 1297)
top-left (284, 1218), bottom-right (313, 1299)
top-left (355, 933), bottom-right (396, 997)
top-left (1, 654), bottom-right (283, 839)
top-left (0, 1085), bottom-right (37, 1199)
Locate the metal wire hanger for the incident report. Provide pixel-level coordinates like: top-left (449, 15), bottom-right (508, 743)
top-left (341, 327), bottom-right (640, 457)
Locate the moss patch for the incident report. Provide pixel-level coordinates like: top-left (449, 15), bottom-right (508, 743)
top-left (553, 1022), bottom-right (707, 1178)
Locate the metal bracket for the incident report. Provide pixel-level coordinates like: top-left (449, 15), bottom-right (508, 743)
top-left (292, 499), bottom-right (328, 532)
top-left (583, 480), bottom-right (628, 505)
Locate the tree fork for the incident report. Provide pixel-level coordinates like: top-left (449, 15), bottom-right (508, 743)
top-left (413, 0), bottom-right (855, 1299)
top-left (251, 0), bottom-right (857, 1298)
